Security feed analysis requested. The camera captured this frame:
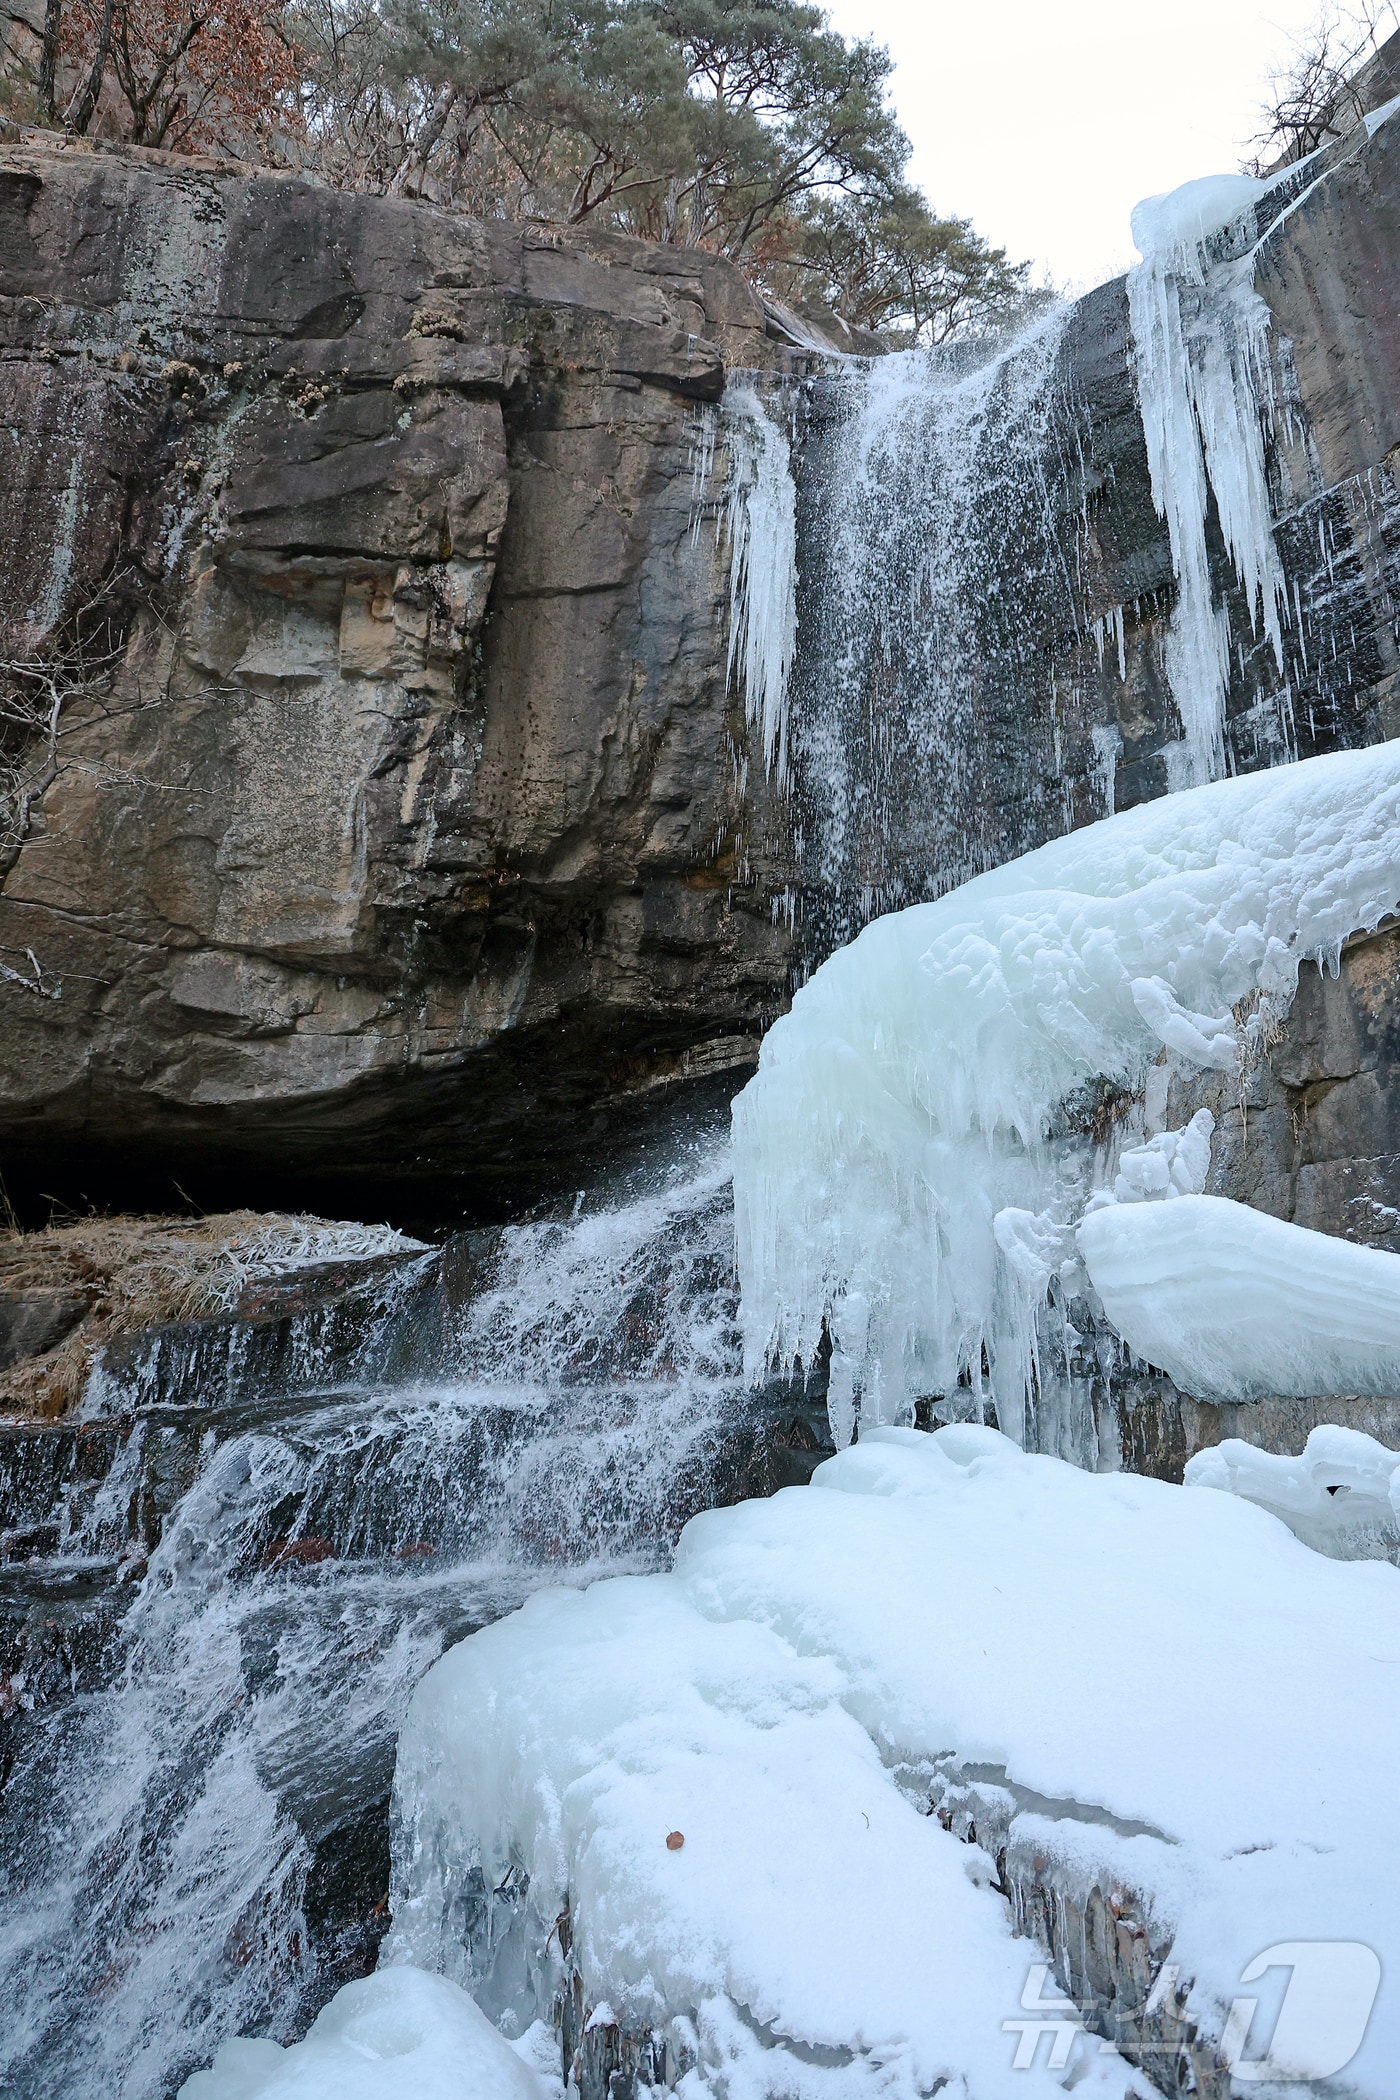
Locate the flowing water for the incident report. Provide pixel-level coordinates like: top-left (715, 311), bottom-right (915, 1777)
top-left (0, 1144), bottom-right (795, 2099)
top-left (724, 316), bottom-right (1096, 965)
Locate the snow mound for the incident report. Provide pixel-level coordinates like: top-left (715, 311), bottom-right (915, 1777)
top-left (733, 742), bottom-right (1400, 1439)
top-left (391, 1427), bottom-right (1400, 2094)
top-left (1078, 1193), bottom-right (1400, 1403)
top-left (1186, 1421), bottom-right (1400, 1560)
top-left (177, 1966), bottom-right (550, 2100)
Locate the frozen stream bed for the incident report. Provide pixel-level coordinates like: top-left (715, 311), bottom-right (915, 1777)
top-left (198, 1425), bottom-right (1400, 2097)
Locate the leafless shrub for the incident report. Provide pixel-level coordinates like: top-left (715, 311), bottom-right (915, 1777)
top-left (1246, 1), bottom-right (1400, 172)
top-left (0, 584), bottom-right (169, 997)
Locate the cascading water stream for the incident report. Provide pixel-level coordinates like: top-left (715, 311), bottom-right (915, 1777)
top-left (724, 315), bottom-right (1088, 967)
top-left (0, 1145), bottom-right (780, 2100)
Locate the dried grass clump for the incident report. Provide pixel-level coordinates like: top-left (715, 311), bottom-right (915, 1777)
top-left (0, 1210), bottom-right (425, 1419)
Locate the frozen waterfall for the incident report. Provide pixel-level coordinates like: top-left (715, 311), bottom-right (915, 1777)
top-left (732, 741), bottom-right (1400, 1445)
top-left (722, 387), bottom-right (799, 789)
top-left (1127, 173), bottom-right (1288, 785)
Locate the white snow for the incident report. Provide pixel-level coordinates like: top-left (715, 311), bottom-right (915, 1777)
top-left (1186, 1421), bottom-right (1400, 1561)
top-left (1078, 1193), bottom-right (1400, 1403)
top-left (177, 1966), bottom-right (550, 2100)
top-left (1365, 90), bottom-right (1400, 138)
top-left (390, 1426), bottom-right (1400, 2094)
top-left (1084, 1107), bottom-right (1215, 1208)
top-left (732, 741), bottom-right (1400, 1439)
top-left (723, 386), bottom-right (798, 788)
top-left (1127, 170), bottom-right (1284, 785)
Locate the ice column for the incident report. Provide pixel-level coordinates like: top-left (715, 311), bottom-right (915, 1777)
top-left (723, 385), bottom-right (798, 788)
top-left (1128, 176), bottom-right (1289, 785)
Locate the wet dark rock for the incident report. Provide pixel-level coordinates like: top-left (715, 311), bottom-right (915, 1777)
top-left (6, 104), bottom-right (1400, 1218)
top-left (0, 1290), bottom-right (89, 1371)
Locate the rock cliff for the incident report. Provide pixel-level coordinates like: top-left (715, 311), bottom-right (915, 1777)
top-left (0, 139), bottom-right (798, 1218)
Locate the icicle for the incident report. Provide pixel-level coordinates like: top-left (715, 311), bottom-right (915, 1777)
top-left (686, 402), bottom-right (717, 543)
top-left (1127, 175), bottom-right (1288, 786)
top-left (722, 385), bottom-right (798, 789)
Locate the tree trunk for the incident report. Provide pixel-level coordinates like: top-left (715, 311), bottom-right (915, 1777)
top-left (66, 0), bottom-right (114, 136)
top-left (37, 0), bottom-right (62, 123)
top-left (389, 84), bottom-right (460, 197)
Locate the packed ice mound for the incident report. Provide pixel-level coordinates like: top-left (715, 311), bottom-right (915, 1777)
top-left (1187, 1422), bottom-right (1400, 1561)
top-left (1129, 174), bottom-right (1269, 261)
top-left (177, 1967), bottom-right (551, 2100)
top-left (733, 742), bottom-right (1400, 1439)
top-left (390, 1426), bottom-right (1400, 2094)
top-left (1078, 1194), bottom-right (1400, 1403)
top-left (389, 1436), bottom-right (1138, 2100)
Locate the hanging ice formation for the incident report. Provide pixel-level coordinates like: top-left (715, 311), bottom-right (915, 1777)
top-left (1127, 173), bottom-right (1289, 784)
top-left (721, 385), bottom-right (798, 788)
top-left (732, 740), bottom-right (1400, 1446)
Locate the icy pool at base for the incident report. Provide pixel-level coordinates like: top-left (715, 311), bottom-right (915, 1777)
top-left (387, 1426), bottom-right (1400, 2097)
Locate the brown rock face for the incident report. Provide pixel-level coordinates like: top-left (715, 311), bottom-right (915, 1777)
top-left (0, 142), bottom-right (799, 1217)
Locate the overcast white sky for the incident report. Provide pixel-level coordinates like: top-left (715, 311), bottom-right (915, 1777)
top-left (822, 1), bottom-right (1345, 290)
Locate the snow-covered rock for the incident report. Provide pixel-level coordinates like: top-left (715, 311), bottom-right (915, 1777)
top-left (389, 1427), bottom-right (1400, 2096)
top-left (177, 1967), bottom-right (550, 2100)
top-left (1186, 1421), bottom-right (1400, 1561)
top-left (1077, 1192), bottom-right (1400, 1403)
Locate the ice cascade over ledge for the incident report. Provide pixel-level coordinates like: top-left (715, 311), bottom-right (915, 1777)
top-left (732, 741), bottom-right (1400, 1441)
top-left (1127, 172), bottom-right (1286, 785)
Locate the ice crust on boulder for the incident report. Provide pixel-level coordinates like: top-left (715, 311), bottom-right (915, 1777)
top-left (1078, 1192), bottom-right (1400, 1403)
top-left (1186, 1422), bottom-right (1400, 1561)
top-left (178, 1967), bottom-right (551, 2100)
top-left (1129, 175), bottom-right (1269, 262)
top-left (390, 1427), bottom-right (1400, 2094)
top-left (732, 742), bottom-right (1400, 1439)
top-left (1084, 1108), bottom-right (1215, 1211)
